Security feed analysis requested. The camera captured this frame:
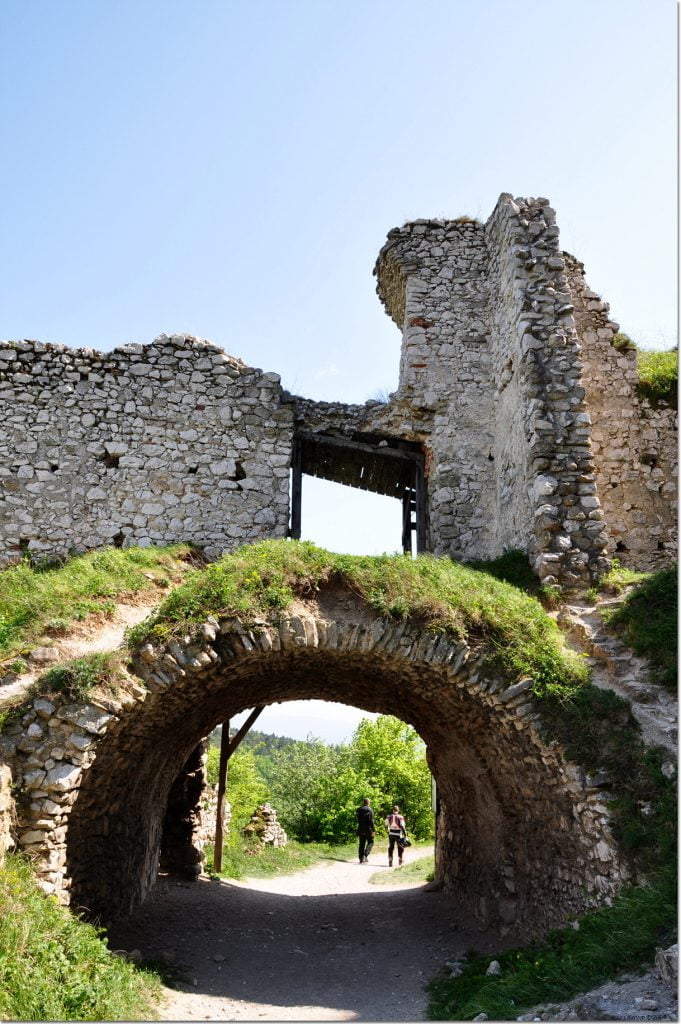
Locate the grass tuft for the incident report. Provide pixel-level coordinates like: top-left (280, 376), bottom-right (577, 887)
top-left (637, 348), bottom-right (677, 408)
top-left (0, 854), bottom-right (161, 1021)
top-left (368, 852), bottom-right (434, 885)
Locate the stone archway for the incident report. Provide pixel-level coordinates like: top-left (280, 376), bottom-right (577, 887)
top-left (6, 582), bottom-right (626, 939)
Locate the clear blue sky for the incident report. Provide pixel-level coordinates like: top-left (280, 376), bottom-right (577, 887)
top-left (2, 0), bottom-right (676, 741)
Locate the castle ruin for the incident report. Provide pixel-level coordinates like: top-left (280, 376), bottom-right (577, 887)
top-left (0, 194), bottom-right (676, 587)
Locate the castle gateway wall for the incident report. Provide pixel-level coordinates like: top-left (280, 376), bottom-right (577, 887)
top-left (0, 194), bottom-right (676, 585)
top-left (0, 338), bottom-right (293, 561)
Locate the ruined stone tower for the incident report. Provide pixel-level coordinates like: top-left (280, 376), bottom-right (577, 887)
top-left (0, 194), bottom-right (676, 588)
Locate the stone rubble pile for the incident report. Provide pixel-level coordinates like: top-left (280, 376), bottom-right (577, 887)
top-left (242, 803), bottom-right (287, 847)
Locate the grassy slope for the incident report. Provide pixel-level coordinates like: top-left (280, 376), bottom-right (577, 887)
top-left (0, 544), bottom-right (195, 665)
top-left (0, 545), bottom-right (196, 1019)
top-left (0, 855), bottom-right (161, 1022)
top-left (603, 565), bottom-right (677, 693)
top-left (205, 838), bottom-right (359, 880)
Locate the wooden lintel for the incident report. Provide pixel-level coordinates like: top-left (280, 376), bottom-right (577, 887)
top-left (297, 430), bottom-right (423, 466)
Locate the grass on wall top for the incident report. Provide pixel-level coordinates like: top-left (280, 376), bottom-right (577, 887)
top-left (637, 348), bottom-right (678, 408)
top-left (611, 333), bottom-right (677, 408)
top-left (127, 539), bottom-right (588, 695)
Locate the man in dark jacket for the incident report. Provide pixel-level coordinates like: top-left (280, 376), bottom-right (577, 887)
top-left (356, 798), bottom-right (375, 864)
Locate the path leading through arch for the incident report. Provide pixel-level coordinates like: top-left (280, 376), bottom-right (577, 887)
top-left (108, 846), bottom-right (498, 1022)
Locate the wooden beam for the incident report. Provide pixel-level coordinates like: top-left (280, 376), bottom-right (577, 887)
top-left (213, 707), bottom-right (265, 872)
top-left (297, 430), bottom-right (423, 466)
top-left (213, 719), bottom-right (230, 873)
top-left (402, 492), bottom-right (412, 554)
top-left (226, 706), bottom-right (265, 758)
top-left (290, 439), bottom-right (302, 540)
top-left (415, 462), bottom-right (427, 554)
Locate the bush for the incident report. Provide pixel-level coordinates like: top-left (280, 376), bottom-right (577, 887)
top-left (637, 348), bottom-right (677, 408)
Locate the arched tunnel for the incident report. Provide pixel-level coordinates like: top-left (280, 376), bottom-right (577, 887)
top-left (44, 584), bottom-right (625, 939)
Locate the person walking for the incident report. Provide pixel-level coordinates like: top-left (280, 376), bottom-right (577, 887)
top-left (356, 798), bottom-right (375, 864)
top-left (385, 804), bottom-right (407, 867)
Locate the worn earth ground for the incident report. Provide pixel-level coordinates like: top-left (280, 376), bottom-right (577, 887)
top-left (107, 847), bottom-right (497, 1022)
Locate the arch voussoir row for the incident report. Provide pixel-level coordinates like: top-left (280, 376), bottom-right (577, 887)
top-left (1, 601), bottom-right (628, 936)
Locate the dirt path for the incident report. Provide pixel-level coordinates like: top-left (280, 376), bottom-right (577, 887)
top-left (108, 849), bottom-right (494, 1022)
top-left (0, 596), bottom-right (160, 704)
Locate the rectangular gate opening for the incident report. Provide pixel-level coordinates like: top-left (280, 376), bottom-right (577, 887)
top-left (290, 431), bottom-right (426, 555)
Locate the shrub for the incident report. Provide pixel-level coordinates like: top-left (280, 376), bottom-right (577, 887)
top-left (637, 348), bottom-right (677, 408)
top-left (39, 652), bottom-right (128, 700)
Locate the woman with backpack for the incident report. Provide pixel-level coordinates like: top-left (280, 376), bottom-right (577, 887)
top-left (384, 804), bottom-right (408, 867)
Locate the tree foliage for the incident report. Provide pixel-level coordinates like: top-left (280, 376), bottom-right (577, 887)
top-left (267, 716), bottom-right (433, 843)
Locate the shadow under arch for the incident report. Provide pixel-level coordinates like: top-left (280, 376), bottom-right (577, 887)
top-left (56, 586), bottom-right (624, 939)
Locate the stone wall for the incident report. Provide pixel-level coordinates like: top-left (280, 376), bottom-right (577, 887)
top-left (485, 198), bottom-right (610, 587)
top-left (374, 217), bottom-right (497, 561)
top-left (0, 335), bottom-right (292, 563)
top-left (0, 194), bottom-right (675, 586)
top-left (0, 762), bottom-right (14, 866)
top-left (566, 255), bottom-right (677, 571)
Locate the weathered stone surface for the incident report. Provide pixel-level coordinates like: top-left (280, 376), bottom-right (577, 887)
top-left (3, 593), bottom-right (630, 937)
top-left (0, 197), bottom-right (674, 587)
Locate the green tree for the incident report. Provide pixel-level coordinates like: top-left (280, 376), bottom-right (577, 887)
top-left (348, 716), bottom-right (433, 839)
top-left (267, 718), bottom-right (434, 843)
top-left (268, 738), bottom-right (345, 841)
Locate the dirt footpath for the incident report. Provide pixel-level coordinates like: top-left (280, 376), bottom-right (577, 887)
top-left (108, 849), bottom-right (491, 1022)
